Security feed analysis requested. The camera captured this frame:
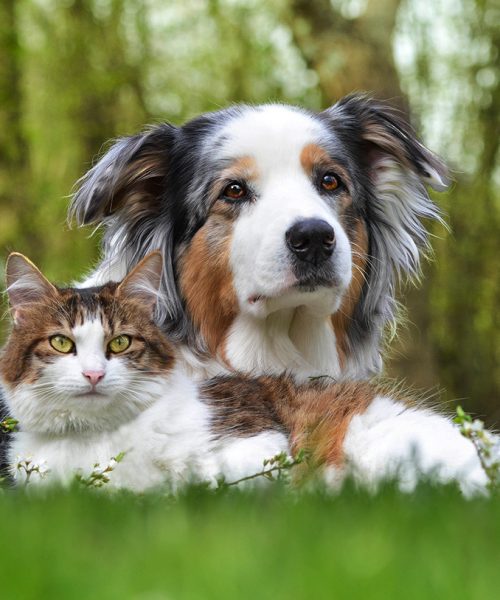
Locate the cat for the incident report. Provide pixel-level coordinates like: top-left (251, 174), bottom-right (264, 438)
top-left (0, 252), bottom-right (490, 494)
top-left (0, 252), bottom-right (292, 490)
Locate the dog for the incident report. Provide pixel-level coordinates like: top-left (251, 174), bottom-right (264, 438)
top-left (70, 95), bottom-right (448, 380)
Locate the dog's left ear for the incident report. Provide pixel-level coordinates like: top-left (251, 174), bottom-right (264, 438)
top-left (323, 94), bottom-right (449, 191)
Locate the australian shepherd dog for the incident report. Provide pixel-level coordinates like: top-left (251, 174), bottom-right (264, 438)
top-left (71, 95), bottom-right (448, 381)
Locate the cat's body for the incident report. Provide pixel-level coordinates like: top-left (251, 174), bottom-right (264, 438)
top-left (0, 252), bottom-right (490, 495)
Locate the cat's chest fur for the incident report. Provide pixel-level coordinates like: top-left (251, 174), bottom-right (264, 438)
top-left (9, 370), bottom-right (288, 491)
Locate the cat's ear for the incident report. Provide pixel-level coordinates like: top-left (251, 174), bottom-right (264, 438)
top-left (5, 253), bottom-right (57, 324)
top-left (117, 251), bottom-right (163, 314)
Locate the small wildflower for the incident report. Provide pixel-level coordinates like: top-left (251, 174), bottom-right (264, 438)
top-left (14, 455), bottom-right (51, 485)
top-left (471, 419), bottom-right (485, 433)
top-left (454, 406), bottom-right (500, 491)
top-left (461, 421), bottom-right (473, 434)
top-left (76, 452), bottom-right (126, 488)
top-left (219, 449), bottom-right (309, 489)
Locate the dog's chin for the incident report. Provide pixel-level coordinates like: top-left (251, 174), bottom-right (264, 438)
top-left (244, 274), bottom-right (347, 318)
top-left (294, 276), bottom-right (337, 292)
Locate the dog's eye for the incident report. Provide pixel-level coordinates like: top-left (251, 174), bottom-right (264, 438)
top-left (222, 181), bottom-right (247, 201)
top-left (321, 173), bottom-right (340, 192)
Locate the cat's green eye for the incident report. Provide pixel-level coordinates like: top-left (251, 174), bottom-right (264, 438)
top-left (108, 335), bottom-right (131, 354)
top-left (50, 335), bottom-right (74, 354)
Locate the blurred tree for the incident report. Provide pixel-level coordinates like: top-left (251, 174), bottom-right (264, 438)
top-left (0, 0), bottom-right (40, 258)
top-left (393, 0), bottom-right (500, 423)
top-left (2, 0), bottom-right (155, 282)
top-left (287, 0), bottom-right (407, 109)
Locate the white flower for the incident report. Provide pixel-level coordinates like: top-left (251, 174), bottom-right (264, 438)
top-left (12, 455), bottom-right (51, 482)
top-left (35, 460), bottom-right (50, 477)
top-left (471, 419), bottom-right (485, 433)
top-left (16, 455), bottom-right (33, 467)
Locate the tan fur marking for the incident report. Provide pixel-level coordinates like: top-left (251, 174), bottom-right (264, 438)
top-left (332, 220), bottom-right (369, 366)
top-left (180, 158), bottom-right (256, 357)
top-left (179, 222), bottom-right (238, 356)
top-left (286, 381), bottom-right (375, 468)
top-left (300, 144), bottom-right (352, 193)
top-left (220, 156), bottom-right (259, 183)
top-left (300, 143), bottom-right (332, 176)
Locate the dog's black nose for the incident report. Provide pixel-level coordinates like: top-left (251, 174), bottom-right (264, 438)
top-left (286, 219), bottom-right (335, 265)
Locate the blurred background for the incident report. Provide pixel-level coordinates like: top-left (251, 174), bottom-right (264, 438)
top-left (0, 0), bottom-right (498, 423)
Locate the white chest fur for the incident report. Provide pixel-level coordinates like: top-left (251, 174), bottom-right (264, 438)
top-left (224, 309), bottom-right (342, 381)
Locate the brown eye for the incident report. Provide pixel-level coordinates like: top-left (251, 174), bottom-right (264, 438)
top-left (321, 173), bottom-right (340, 192)
top-left (222, 181), bottom-right (247, 201)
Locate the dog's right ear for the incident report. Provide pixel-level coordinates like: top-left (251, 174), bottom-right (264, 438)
top-left (69, 124), bottom-right (177, 226)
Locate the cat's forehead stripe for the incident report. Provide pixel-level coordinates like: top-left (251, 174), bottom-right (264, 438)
top-left (57, 286), bottom-right (117, 328)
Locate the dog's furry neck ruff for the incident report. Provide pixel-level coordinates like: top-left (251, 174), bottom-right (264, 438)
top-left (70, 96), bottom-right (448, 380)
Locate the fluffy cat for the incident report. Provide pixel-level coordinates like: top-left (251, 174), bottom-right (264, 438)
top-left (0, 253), bottom-right (490, 495)
top-left (0, 253), bottom-right (290, 490)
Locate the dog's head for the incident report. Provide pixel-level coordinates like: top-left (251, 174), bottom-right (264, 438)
top-left (70, 95), bottom-right (448, 376)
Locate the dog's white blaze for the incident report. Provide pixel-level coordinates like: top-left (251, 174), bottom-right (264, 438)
top-left (230, 174), bottom-right (352, 308)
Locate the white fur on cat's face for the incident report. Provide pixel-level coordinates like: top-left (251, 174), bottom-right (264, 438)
top-left (7, 318), bottom-right (167, 435)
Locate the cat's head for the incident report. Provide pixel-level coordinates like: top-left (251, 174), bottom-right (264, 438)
top-left (0, 252), bottom-right (174, 434)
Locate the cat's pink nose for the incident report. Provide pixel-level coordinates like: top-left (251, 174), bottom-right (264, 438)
top-left (83, 370), bottom-right (105, 387)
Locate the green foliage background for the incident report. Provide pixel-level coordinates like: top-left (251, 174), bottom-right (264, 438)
top-left (1, 0), bottom-right (499, 422)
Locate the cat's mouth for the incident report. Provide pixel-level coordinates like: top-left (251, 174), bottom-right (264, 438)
top-left (74, 390), bottom-right (107, 398)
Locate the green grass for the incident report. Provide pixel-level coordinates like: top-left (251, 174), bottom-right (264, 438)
top-left (1, 484), bottom-right (499, 599)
